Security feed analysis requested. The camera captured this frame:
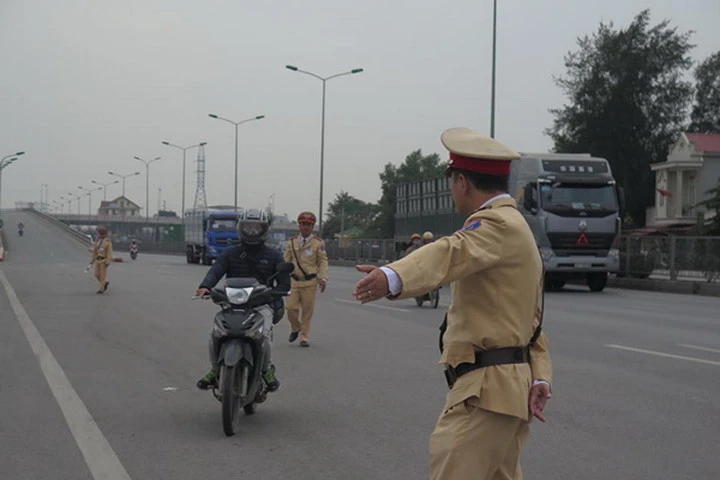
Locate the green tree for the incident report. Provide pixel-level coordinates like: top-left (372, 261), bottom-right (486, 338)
top-left (371, 149), bottom-right (447, 238)
top-left (546, 9), bottom-right (694, 226)
top-left (689, 51), bottom-right (720, 133)
top-left (322, 191), bottom-right (379, 238)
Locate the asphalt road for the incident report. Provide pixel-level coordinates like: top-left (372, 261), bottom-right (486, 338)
top-left (1, 210), bottom-right (719, 480)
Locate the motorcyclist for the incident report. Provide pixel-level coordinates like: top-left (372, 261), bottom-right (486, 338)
top-left (18, 222), bottom-right (24, 232)
top-left (422, 231), bottom-right (434, 245)
top-left (129, 240), bottom-right (138, 252)
top-left (403, 233), bottom-right (422, 257)
top-left (194, 208), bottom-right (290, 392)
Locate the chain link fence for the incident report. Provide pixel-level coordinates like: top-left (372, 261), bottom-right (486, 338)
top-left (618, 235), bottom-right (720, 283)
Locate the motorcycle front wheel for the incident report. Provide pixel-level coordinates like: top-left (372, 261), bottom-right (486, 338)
top-left (221, 362), bottom-right (248, 436)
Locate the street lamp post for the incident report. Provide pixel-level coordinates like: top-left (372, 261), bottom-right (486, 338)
top-left (208, 114), bottom-right (265, 213)
top-left (91, 179), bottom-right (119, 200)
top-left (490, 0), bottom-right (497, 138)
top-left (68, 193), bottom-right (81, 215)
top-left (161, 141), bottom-right (207, 218)
top-left (0, 151), bottom-right (25, 213)
top-left (285, 64), bottom-right (363, 232)
top-left (79, 186), bottom-right (103, 217)
top-left (108, 171), bottom-right (140, 197)
top-left (134, 156), bottom-right (161, 222)
top-left (41, 184), bottom-right (49, 212)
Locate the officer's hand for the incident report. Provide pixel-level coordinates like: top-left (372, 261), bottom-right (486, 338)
top-left (196, 287), bottom-right (210, 297)
top-left (529, 382), bottom-right (552, 422)
top-left (353, 265), bottom-right (389, 304)
top-left (319, 279), bottom-right (327, 293)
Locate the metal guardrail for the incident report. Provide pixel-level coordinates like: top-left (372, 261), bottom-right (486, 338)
top-left (27, 208), bottom-right (93, 247)
top-left (617, 235), bottom-right (720, 283)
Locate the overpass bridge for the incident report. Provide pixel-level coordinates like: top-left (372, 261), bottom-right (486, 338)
top-left (51, 213), bottom-right (183, 242)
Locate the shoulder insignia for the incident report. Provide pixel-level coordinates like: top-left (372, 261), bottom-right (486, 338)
top-left (462, 220), bottom-right (482, 231)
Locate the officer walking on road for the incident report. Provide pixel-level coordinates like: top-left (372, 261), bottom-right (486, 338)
top-left (284, 211), bottom-right (328, 347)
top-left (353, 127), bottom-right (553, 480)
top-left (91, 226), bottom-right (113, 294)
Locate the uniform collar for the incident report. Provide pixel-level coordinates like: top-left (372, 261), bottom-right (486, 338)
top-left (468, 193), bottom-right (515, 215)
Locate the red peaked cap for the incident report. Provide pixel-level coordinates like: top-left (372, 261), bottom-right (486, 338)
top-left (442, 127), bottom-right (519, 176)
top-left (298, 211), bottom-right (316, 224)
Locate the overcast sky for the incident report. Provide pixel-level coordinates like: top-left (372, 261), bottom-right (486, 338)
top-left (1, 0), bottom-right (718, 220)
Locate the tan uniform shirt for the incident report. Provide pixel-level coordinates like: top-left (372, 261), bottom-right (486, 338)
top-left (387, 196), bottom-right (552, 420)
top-left (284, 235), bottom-right (329, 288)
top-left (92, 238), bottom-right (113, 265)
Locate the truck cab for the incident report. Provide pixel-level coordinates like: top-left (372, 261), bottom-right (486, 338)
top-left (184, 207), bottom-right (240, 265)
top-left (511, 154), bottom-right (623, 292)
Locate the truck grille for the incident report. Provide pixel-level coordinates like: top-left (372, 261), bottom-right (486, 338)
top-left (546, 232), bottom-right (615, 256)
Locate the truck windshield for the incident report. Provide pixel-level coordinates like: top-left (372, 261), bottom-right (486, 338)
top-left (208, 219), bottom-right (237, 231)
top-left (539, 183), bottom-right (617, 214)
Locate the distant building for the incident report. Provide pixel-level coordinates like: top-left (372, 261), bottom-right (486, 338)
top-left (97, 196), bottom-right (141, 217)
top-left (647, 133), bottom-right (720, 227)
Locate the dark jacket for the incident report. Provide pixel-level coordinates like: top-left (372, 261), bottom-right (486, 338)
top-left (199, 244), bottom-right (291, 296)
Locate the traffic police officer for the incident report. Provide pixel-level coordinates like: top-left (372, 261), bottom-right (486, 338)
top-left (91, 226), bottom-right (113, 294)
top-left (353, 127), bottom-right (553, 480)
top-left (403, 233), bottom-right (422, 257)
top-left (284, 211), bottom-right (328, 347)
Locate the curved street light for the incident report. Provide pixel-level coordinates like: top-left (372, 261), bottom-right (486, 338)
top-left (107, 171), bottom-right (140, 197)
top-left (285, 65), bottom-right (364, 231)
top-left (91, 179), bottom-right (119, 200)
top-left (0, 151), bottom-right (26, 213)
top-left (208, 114), bottom-right (265, 212)
top-left (162, 140), bottom-right (207, 218)
top-left (134, 156), bottom-right (161, 222)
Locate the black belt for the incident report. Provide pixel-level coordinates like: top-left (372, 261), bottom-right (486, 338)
top-left (444, 346), bottom-right (530, 389)
top-left (292, 273), bottom-right (317, 281)
top-left (96, 257), bottom-right (106, 261)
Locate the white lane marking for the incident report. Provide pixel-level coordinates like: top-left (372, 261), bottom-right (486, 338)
top-left (335, 298), bottom-right (408, 313)
top-left (679, 344), bottom-right (720, 355)
top-left (162, 387), bottom-right (178, 392)
top-left (0, 269), bottom-right (133, 480)
top-left (606, 344), bottom-right (720, 367)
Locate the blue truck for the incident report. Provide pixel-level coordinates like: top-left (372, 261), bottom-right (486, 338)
top-left (184, 206), bottom-right (240, 265)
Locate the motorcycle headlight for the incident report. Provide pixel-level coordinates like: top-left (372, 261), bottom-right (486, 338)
top-left (539, 247), bottom-right (555, 263)
top-left (225, 287), bottom-right (253, 305)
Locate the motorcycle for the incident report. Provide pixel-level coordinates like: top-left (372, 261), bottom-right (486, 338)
top-left (129, 245), bottom-right (138, 260)
top-left (415, 287), bottom-right (440, 309)
top-left (194, 261), bottom-right (294, 436)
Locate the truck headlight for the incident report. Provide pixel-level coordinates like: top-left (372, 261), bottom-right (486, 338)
top-left (209, 247), bottom-right (217, 255)
top-left (609, 248), bottom-right (620, 259)
top-left (539, 247), bottom-right (555, 263)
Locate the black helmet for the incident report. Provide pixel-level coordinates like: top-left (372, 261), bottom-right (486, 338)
top-left (237, 207), bottom-right (271, 245)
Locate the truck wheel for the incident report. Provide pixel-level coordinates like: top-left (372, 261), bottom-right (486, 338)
top-left (186, 249), bottom-right (194, 264)
top-left (202, 253), bottom-right (212, 266)
top-left (587, 273), bottom-right (607, 292)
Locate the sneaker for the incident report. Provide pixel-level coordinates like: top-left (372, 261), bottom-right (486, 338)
top-left (196, 370), bottom-right (218, 390)
top-left (262, 365), bottom-right (280, 392)
top-left (300, 340), bottom-right (310, 348)
top-left (289, 331), bottom-right (300, 343)
top-left (103, 281), bottom-right (109, 292)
